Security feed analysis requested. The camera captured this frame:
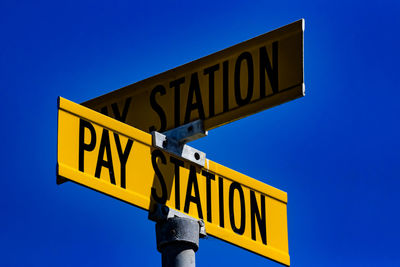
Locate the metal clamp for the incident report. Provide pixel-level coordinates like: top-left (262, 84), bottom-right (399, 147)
top-left (149, 204), bottom-right (206, 238)
top-left (163, 120), bottom-right (208, 144)
top-left (151, 120), bottom-right (207, 166)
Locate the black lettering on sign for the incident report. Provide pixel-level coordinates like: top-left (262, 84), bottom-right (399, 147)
top-left (170, 156), bottom-right (184, 210)
top-left (229, 182), bottom-right (246, 235)
top-left (184, 72), bottom-right (205, 124)
top-left (100, 106), bottom-right (108, 116)
top-left (202, 170), bottom-right (215, 223)
top-left (184, 165), bottom-right (204, 219)
top-left (250, 190), bottom-right (267, 245)
top-left (219, 176), bottom-right (225, 228)
top-left (113, 133), bottom-right (133, 189)
top-left (112, 97), bottom-right (132, 122)
top-left (151, 149), bottom-right (168, 204)
top-left (203, 64), bottom-right (219, 117)
top-left (170, 77), bottom-right (185, 128)
top-left (95, 129), bottom-right (116, 185)
top-left (99, 97), bottom-right (132, 123)
top-left (149, 85), bottom-right (167, 132)
top-left (222, 60), bottom-right (229, 113)
top-left (235, 52), bottom-right (254, 106)
top-left (79, 119), bottom-right (96, 172)
top-left (260, 41), bottom-right (279, 97)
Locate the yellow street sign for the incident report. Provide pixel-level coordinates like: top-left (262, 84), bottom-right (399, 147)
top-left (57, 97), bottom-right (290, 266)
top-left (82, 20), bottom-right (304, 133)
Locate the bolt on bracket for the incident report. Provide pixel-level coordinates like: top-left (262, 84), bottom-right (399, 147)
top-left (151, 120), bottom-right (207, 166)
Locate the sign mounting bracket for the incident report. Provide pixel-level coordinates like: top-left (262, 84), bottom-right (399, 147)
top-left (149, 203), bottom-right (206, 267)
top-left (149, 203), bottom-right (207, 237)
top-left (151, 120), bottom-right (207, 166)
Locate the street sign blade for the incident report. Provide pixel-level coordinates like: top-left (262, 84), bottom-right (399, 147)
top-left (82, 19), bottom-right (304, 134)
top-left (57, 97), bottom-right (290, 266)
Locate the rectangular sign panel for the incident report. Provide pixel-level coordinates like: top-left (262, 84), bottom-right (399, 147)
top-left (57, 97), bottom-right (290, 266)
top-left (82, 20), bottom-right (304, 134)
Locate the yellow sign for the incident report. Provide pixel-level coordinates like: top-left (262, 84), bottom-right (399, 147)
top-left (57, 97), bottom-right (290, 266)
top-left (82, 20), bottom-right (304, 133)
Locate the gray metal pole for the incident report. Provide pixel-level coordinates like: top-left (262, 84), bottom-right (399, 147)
top-left (150, 205), bottom-right (206, 267)
top-left (156, 217), bottom-right (200, 267)
top-left (149, 120), bottom-right (207, 266)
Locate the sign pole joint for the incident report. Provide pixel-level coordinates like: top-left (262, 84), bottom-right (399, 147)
top-left (151, 120), bottom-right (207, 166)
top-left (149, 204), bottom-right (206, 267)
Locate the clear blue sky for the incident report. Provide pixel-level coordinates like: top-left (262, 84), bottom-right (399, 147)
top-left (1, 0), bottom-right (399, 266)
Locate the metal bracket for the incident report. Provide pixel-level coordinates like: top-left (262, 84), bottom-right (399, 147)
top-left (152, 120), bottom-right (207, 166)
top-left (149, 204), bottom-right (206, 238)
top-left (163, 120), bottom-right (208, 144)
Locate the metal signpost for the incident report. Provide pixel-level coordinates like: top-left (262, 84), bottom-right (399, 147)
top-left (57, 97), bottom-right (290, 265)
top-left (57, 19), bottom-right (304, 267)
